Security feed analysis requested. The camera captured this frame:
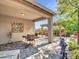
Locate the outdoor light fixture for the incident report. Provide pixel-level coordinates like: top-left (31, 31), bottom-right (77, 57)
top-left (67, 0), bottom-right (79, 45)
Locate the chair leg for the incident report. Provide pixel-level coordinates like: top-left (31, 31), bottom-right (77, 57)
top-left (33, 40), bottom-right (35, 46)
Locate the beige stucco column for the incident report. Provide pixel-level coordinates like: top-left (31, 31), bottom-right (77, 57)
top-left (48, 17), bottom-right (53, 43)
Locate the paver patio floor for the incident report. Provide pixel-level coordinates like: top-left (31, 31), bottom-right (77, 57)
top-left (25, 36), bottom-right (71, 59)
top-left (0, 36), bottom-right (71, 59)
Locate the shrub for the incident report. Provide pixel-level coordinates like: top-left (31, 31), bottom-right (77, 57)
top-left (68, 41), bottom-right (79, 59)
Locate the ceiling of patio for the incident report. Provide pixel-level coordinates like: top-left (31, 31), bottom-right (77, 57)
top-left (0, 0), bottom-right (53, 21)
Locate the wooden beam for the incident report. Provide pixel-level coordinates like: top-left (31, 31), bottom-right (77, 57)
top-left (32, 17), bottom-right (47, 22)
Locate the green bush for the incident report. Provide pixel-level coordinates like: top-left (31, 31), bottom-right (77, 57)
top-left (71, 50), bottom-right (79, 59)
top-left (68, 41), bottom-right (79, 59)
top-left (69, 41), bottom-right (77, 50)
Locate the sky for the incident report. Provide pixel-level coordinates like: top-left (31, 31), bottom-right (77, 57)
top-left (35, 0), bottom-right (57, 29)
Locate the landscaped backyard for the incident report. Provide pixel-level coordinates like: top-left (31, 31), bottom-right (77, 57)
top-left (0, 0), bottom-right (79, 59)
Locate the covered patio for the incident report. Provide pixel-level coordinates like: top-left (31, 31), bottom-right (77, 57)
top-left (0, 0), bottom-right (55, 45)
top-left (0, 0), bottom-right (55, 59)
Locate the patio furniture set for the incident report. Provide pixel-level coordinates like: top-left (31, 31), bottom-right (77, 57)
top-left (22, 34), bottom-right (38, 45)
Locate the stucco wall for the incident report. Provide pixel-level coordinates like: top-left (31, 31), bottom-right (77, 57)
top-left (0, 15), bottom-right (35, 44)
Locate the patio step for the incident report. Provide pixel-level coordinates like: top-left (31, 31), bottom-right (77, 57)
top-left (0, 50), bottom-right (20, 59)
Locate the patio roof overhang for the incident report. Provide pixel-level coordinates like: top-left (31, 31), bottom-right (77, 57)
top-left (0, 0), bottom-right (55, 21)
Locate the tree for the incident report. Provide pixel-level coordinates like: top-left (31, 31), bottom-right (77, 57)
top-left (57, 0), bottom-right (77, 16)
top-left (57, 0), bottom-right (78, 35)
